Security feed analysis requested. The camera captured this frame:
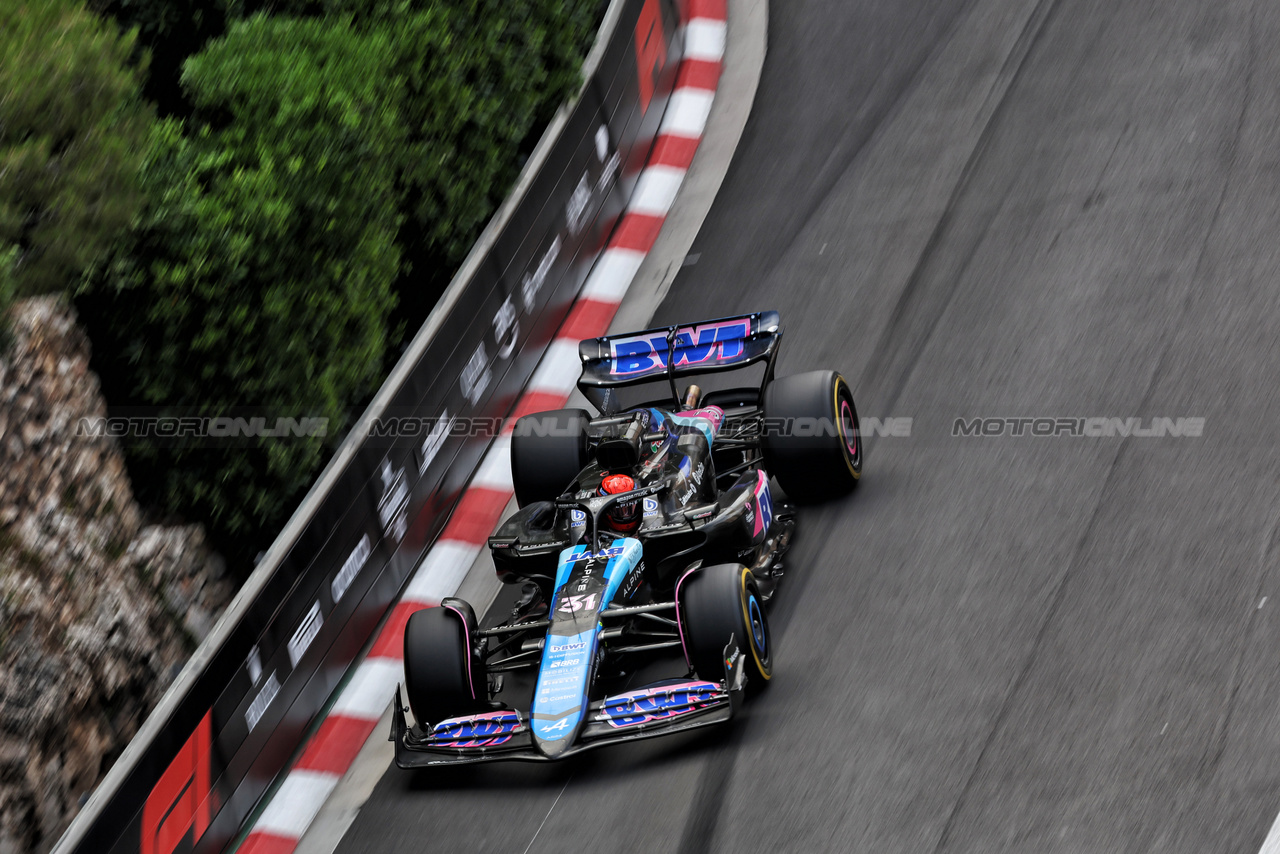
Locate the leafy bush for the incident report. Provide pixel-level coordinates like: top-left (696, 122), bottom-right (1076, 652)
top-left (81, 1), bottom-right (602, 564)
top-left (390, 1), bottom-right (600, 264)
top-left (79, 16), bottom-right (402, 558)
top-left (88, 0), bottom-right (229, 116)
top-left (220, 0), bottom-right (602, 330)
top-left (0, 247), bottom-right (17, 352)
top-left (0, 0), bottom-right (154, 297)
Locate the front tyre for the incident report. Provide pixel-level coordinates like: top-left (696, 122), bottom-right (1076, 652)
top-left (762, 370), bottom-right (861, 503)
top-left (403, 602), bottom-right (485, 727)
top-left (679, 564), bottom-right (772, 688)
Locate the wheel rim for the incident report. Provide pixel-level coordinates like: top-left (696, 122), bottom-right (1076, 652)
top-left (747, 592), bottom-right (767, 657)
top-left (839, 398), bottom-right (858, 459)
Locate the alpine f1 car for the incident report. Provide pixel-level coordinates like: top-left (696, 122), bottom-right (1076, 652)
top-left (391, 311), bottom-right (862, 766)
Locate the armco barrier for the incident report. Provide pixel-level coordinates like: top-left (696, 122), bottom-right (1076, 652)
top-left (53, 2), bottom-right (685, 852)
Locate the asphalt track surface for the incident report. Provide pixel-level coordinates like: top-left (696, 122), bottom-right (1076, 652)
top-left (336, 0), bottom-right (1280, 851)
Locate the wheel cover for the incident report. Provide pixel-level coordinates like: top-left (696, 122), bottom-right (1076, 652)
top-left (840, 399), bottom-right (858, 459)
top-left (738, 568), bottom-right (772, 679)
top-left (833, 376), bottom-right (862, 477)
top-left (748, 594), bottom-right (767, 655)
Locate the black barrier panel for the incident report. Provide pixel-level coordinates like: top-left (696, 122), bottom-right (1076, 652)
top-left (494, 89), bottom-right (611, 279)
top-left (499, 105), bottom-right (626, 362)
top-left (481, 114), bottom-right (621, 410)
top-left (373, 257), bottom-right (503, 439)
top-left (496, 89), bottom-right (615, 272)
top-left (598, 0), bottom-right (682, 201)
top-left (68, 2), bottom-right (685, 853)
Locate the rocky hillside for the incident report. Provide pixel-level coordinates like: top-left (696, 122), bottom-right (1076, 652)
top-left (0, 298), bottom-right (232, 853)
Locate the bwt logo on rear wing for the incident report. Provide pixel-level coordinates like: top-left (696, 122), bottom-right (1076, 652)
top-left (578, 311), bottom-right (782, 385)
top-left (610, 317), bottom-right (752, 376)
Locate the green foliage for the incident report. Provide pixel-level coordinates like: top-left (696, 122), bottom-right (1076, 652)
top-left (79, 0), bottom-right (601, 561)
top-left (80, 16), bottom-right (402, 550)
top-left (90, 0), bottom-right (223, 41)
top-left (88, 0), bottom-right (229, 116)
top-left (394, 1), bottom-right (599, 265)
top-left (347, 0), bottom-right (596, 271)
top-left (0, 246), bottom-right (17, 351)
top-left (0, 0), bottom-right (154, 297)
top-left (222, 1), bottom-right (599, 315)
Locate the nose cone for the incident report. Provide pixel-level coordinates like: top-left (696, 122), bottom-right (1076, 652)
top-left (532, 714), bottom-right (581, 759)
top-left (531, 631), bottom-right (593, 756)
top-left (531, 537), bottom-right (643, 758)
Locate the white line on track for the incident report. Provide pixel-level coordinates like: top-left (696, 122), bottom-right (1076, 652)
top-left (1264, 818), bottom-right (1280, 854)
top-left (579, 249), bottom-right (647, 304)
top-left (527, 339), bottom-right (584, 395)
top-left (628, 166), bottom-right (689, 216)
top-left (683, 19), bottom-right (728, 62)
top-left (659, 89), bottom-right (715, 138)
top-left (329, 659), bottom-right (404, 720)
top-left (1261, 811), bottom-right (1280, 854)
top-left (521, 775), bottom-right (574, 854)
top-left (256, 771), bottom-right (339, 838)
top-left (401, 540), bottom-right (483, 605)
top-left (472, 434), bottom-right (514, 490)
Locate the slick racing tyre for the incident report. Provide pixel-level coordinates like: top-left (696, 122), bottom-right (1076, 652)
top-left (679, 564), bottom-right (772, 688)
top-left (762, 370), bottom-right (861, 503)
top-left (403, 601), bottom-right (485, 727)
top-left (511, 408), bottom-right (592, 507)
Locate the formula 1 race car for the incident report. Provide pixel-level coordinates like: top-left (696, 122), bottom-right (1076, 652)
top-left (391, 311), bottom-right (861, 766)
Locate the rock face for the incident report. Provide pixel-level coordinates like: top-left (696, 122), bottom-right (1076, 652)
top-left (0, 298), bottom-right (232, 854)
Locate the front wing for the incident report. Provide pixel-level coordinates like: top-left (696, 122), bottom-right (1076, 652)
top-left (391, 638), bottom-right (747, 768)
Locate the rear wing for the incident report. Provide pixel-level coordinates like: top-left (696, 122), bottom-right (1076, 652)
top-left (577, 311), bottom-right (782, 412)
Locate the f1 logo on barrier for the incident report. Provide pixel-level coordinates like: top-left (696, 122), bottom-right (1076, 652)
top-left (635, 0), bottom-right (667, 113)
top-left (141, 711), bottom-right (212, 854)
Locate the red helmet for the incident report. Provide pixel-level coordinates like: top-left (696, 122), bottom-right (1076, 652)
top-left (599, 473), bottom-right (640, 533)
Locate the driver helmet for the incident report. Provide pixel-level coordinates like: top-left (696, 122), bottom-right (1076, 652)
top-left (599, 473), bottom-right (640, 533)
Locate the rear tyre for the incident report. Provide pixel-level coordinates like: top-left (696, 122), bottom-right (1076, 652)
top-left (679, 564), bottom-right (772, 688)
top-left (511, 408), bottom-right (592, 507)
top-left (762, 370), bottom-right (861, 503)
top-left (403, 602), bottom-right (485, 727)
